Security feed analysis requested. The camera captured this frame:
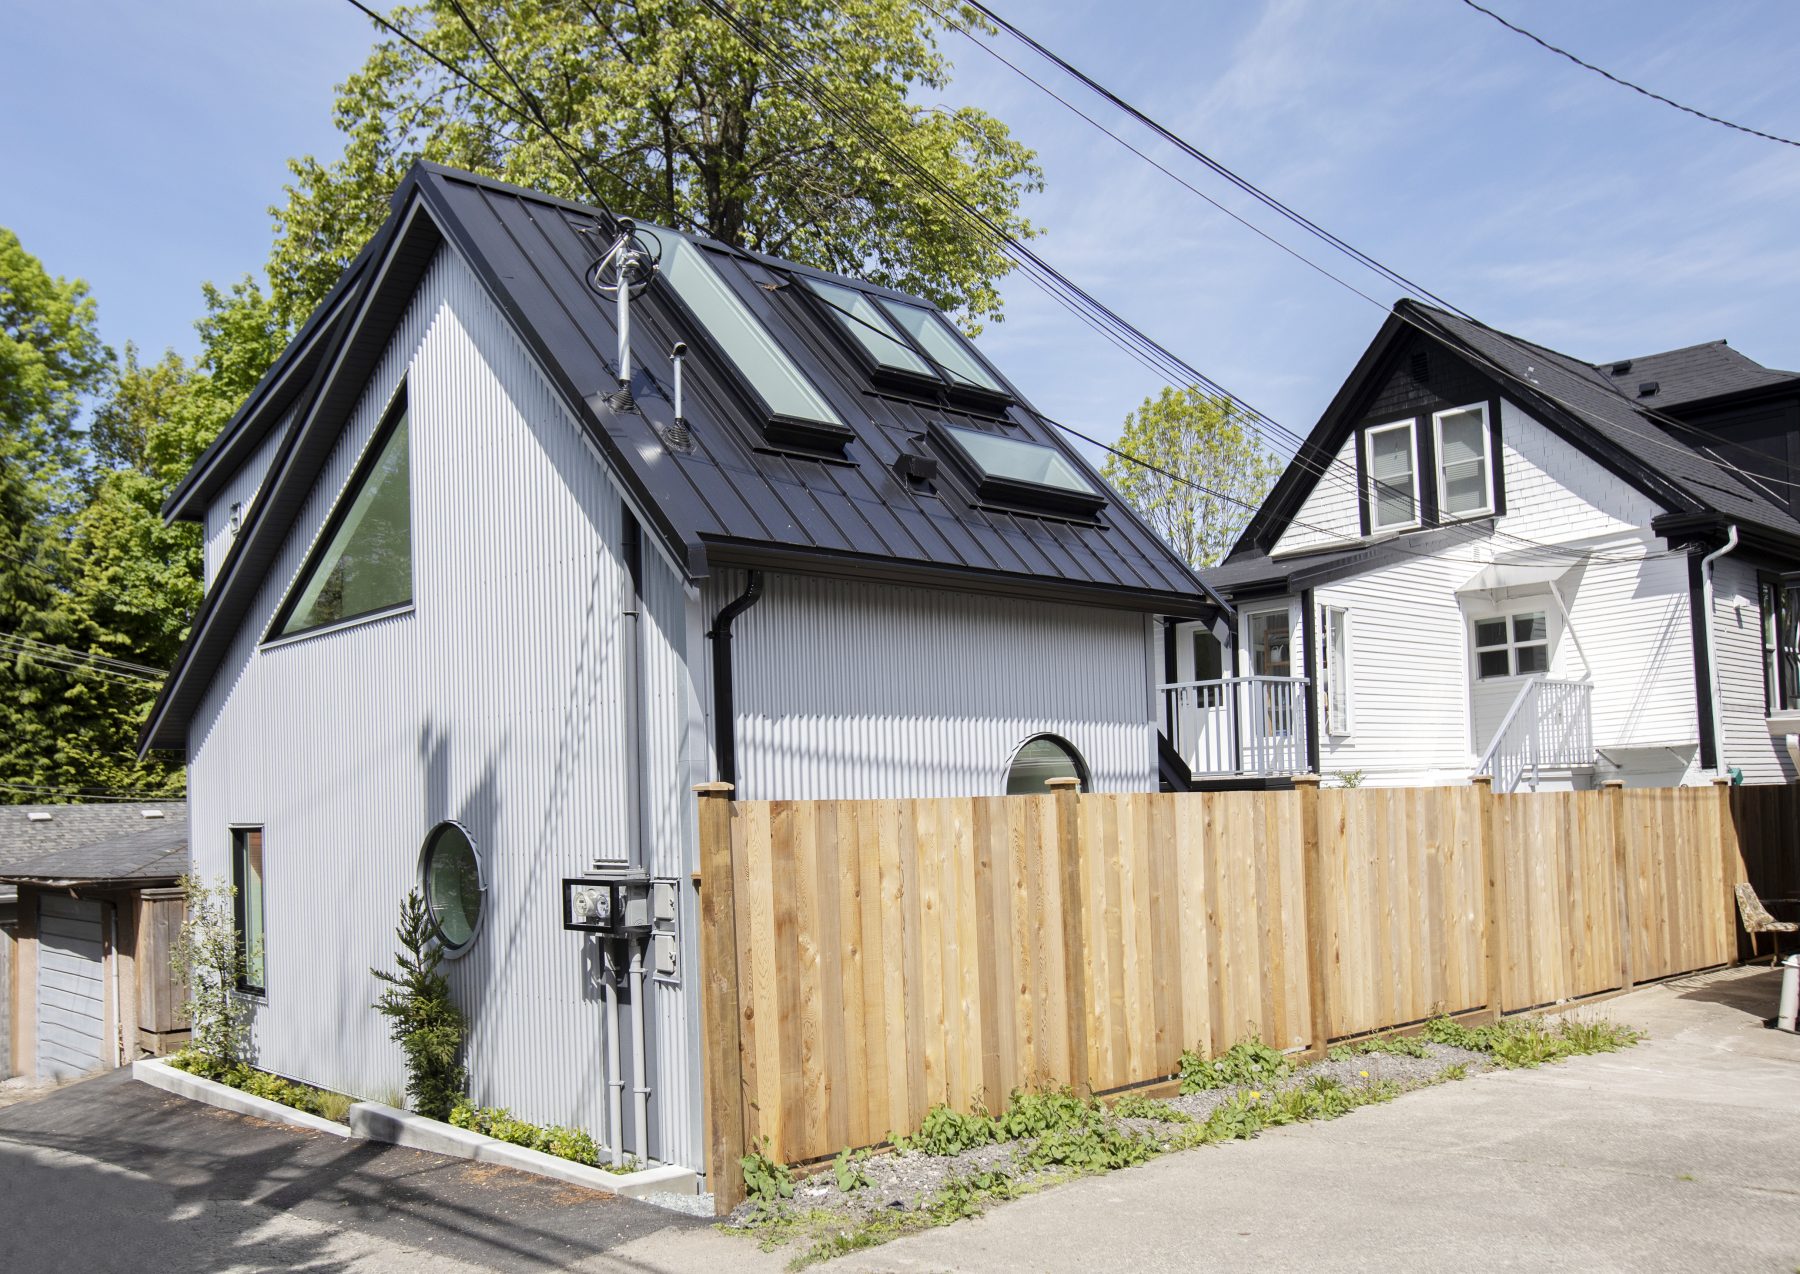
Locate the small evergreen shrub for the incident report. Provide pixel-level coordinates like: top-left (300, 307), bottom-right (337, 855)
top-left (372, 889), bottom-right (467, 1120)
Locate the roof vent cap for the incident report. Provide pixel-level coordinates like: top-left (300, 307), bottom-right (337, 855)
top-left (27, 812), bottom-right (51, 823)
top-left (1610, 360), bottom-right (1632, 376)
top-left (141, 809), bottom-right (166, 819)
top-left (1637, 380), bottom-right (1660, 397)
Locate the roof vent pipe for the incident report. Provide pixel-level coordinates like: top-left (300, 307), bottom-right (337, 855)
top-left (590, 218), bottom-right (654, 413)
top-left (662, 342), bottom-right (694, 453)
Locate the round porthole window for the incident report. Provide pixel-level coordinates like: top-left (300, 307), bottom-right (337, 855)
top-left (1005, 734), bottom-right (1089, 795)
top-left (421, 822), bottom-right (484, 954)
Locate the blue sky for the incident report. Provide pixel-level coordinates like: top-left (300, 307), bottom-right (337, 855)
top-left (6, 0), bottom-right (1799, 459)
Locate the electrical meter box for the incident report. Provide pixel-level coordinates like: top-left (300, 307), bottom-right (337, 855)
top-left (562, 871), bottom-right (652, 935)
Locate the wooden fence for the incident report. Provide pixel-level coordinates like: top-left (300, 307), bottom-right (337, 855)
top-left (698, 777), bottom-right (1786, 1210)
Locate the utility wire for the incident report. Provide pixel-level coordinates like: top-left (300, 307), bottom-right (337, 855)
top-left (0, 780), bottom-right (184, 803)
top-left (0, 632), bottom-right (166, 678)
top-left (1457, 0), bottom-right (1800, 149)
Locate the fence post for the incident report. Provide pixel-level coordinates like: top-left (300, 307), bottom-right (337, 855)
top-left (1048, 777), bottom-right (1091, 1096)
top-left (1294, 774), bottom-right (1331, 1059)
top-left (1474, 774), bottom-right (1505, 1022)
top-left (694, 782), bottom-right (745, 1217)
top-left (1713, 777), bottom-right (1740, 967)
top-left (1604, 779), bottom-right (1633, 992)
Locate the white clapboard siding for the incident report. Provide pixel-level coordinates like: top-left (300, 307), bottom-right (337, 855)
top-left (1276, 433), bottom-right (1361, 555)
top-left (1712, 556), bottom-right (1795, 785)
top-left (37, 895), bottom-right (104, 1080)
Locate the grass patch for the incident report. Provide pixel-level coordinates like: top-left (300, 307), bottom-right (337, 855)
top-left (167, 1049), bottom-right (353, 1122)
top-left (1424, 1013), bottom-right (1641, 1068)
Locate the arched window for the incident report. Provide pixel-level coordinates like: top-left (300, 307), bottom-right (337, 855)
top-left (420, 822), bottom-right (485, 956)
top-left (1005, 734), bottom-right (1089, 795)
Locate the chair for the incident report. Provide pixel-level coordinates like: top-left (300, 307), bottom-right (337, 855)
top-left (1734, 883), bottom-right (1798, 966)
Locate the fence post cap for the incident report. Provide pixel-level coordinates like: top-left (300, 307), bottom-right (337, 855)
top-left (1470, 774), bottom-right (1493, 789)
top-left (1045, 777), bottom-right (1082, 791)
top-left (693, 782), bottom-right (736, 795)
top-left (1290, 773), bottom-right (1322, 790)
top-left (1710, 777), bottom-right (1732, 787)
top-left (1601, 779), bottom-right (1625, 790)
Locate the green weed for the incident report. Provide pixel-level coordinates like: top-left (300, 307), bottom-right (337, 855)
top-left (892, 1103), bottom-right (1000, 1156)
top-left (1177, 1037), bottom-right (1293, 1093)
top-left (832, 1146), bottom-right (871, 1193)
top-left (1424, 1014), bottom-right (1641, 1068)
top-left (740, 1140), bottom-right (795, 1205)
top-left (1107, 1091), bottom-right (1191, 1123)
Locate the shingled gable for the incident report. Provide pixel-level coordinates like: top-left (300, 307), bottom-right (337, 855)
top-left (1229, 298), bottom-right (1800, 567)
top-left (141, 162), bottom-right (1218, 754)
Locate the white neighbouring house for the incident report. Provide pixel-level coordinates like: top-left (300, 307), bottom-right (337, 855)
top-left (1163, 300), bottom-right (1800, 793)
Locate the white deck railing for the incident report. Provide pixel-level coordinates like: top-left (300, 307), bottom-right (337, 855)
top-left (1474, 677), bottom-right (1594, 792)
top-left (1159, 675), bottom-right (1310, 777)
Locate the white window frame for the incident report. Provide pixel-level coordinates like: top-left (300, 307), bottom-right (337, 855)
top-left (1322, 605), bottom-right (1353, 736)
top-left (1471, 609), bottom-right (1550, 680)
top-left (1364, 419), bottom-right (1420, 532)
top-left (1432, 402), bottom-right (1495, 520)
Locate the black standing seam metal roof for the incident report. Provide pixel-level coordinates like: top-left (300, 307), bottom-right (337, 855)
top-left (1228, 299), bottom-right (1800, 572)
top-left (142, 163), bottom-right (1216, 753)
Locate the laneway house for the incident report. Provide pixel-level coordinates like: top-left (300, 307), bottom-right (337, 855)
top-left (138, 163), bottom-right (1217, 1179)
top-left (1161, 301), bottom-right (1800, 793)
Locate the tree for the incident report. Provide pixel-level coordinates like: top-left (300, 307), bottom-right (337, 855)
top-left (1103, 386), bottom-right (1283, 570)
top-left (0, 227), bottom-right (110, 507)
top-left (373, 890), bottom-right (468, 1119)
top-left (270, 0), bottom-right (1040, 332)
top-left (170, 874), bottom-right (255, 1069)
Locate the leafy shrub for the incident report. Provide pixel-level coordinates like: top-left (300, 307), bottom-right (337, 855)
top-left (741, 1141), bottom-right (795, 1204)
top-left (1177, 1038), bottom-right (1293, 1093)
top-left (448, 1100), bottom-right (603, 1167)
top-left (372, 890), bottom-right (467, 1120)
top-left (893, 1104), bottom-right (1000, 1156)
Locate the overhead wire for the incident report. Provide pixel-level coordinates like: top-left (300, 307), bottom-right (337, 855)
top-left (1457, 0), bottom-right (1800, 150)
top-left (0, 780), bottom-right (184, 803)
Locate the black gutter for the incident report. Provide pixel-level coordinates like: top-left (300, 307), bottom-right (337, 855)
top-left (707, 571), bottom-right (765, 791)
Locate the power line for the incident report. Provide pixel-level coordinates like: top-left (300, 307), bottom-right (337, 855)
top-left (0, 632), bottom-right (166, 678)
top-left (1457, 0), bottom-right (1800, 149)
top-left (0, 780), bottom-right (184, 803)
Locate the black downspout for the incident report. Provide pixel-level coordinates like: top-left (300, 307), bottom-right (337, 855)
top-left (707, 570), bottom-right (765, 791)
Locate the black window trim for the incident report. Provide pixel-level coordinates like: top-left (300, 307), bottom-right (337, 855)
top-left (1758, 571), bottom-right (1800, 714)
top-left (791, 275), bottom-right (953, 397)
top-left (230, 824), bottom-right (266, 997)
top-left (264, 383), bottom-right (414, 645)
top-left (419, 819), bottom-right (487, 959)
top-left (1353, 394), bottom-right (1506, 539)
top-left (875, 296), bottom-right (1018, 411)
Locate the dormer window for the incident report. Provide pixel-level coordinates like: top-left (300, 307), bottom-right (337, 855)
top-left (1434, 403), bottom-right (1493, 519)
top-left (657, 234), bottom-right (851, 453)
top-left (1364, 419), bottom-right (1419, 531)
top-left (932, 422), bottom-right (1105, 518)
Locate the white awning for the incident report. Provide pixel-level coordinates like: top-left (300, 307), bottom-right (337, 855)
top-left (1456, 560), bottom-right (1579, 597)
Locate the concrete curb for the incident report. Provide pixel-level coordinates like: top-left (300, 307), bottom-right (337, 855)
top-left (132, 1058), bottom-right (352, 1138)
top-left (346, 1102), bottom-right (698, 1199)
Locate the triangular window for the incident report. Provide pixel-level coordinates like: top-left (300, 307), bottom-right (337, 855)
top-left (271, 403), bottom-right (412, 639)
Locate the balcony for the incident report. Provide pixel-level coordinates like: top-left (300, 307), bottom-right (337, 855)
top-left (1159, 676), bottom-right (1310, 779)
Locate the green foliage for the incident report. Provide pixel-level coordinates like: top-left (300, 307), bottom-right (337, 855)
top-left (1022, 1122), bottom-right (1154, 1173)
top-left (893, 1103), bottom-right (999, 1156)
top-left (1330, 1034), bottom-right (1430, 1061)
top-left (926, 1169), bottom-right (1017, 1223)
top-left (992, 1087), bottom-right (1095, 1140)
top-left (1329, 769), bottom-right (1367, 789)
top-left (168, 1048), bottom-right (350, 1122)
top-left (371, 889), bottom-right (467, 1120)
top-left (1177, 1037), bottom-right (1294, 1094)
top-left (274, 0), bottom-right (1040, 333)
top-left (742, 1140), bottom-right (796, 1204)
top-left (449, 1100), bottom-right (603, 1166)
top-left (1107, 1091), bottom-right (1191, 1123)
top-left (1101, 386), bottom-right (1283, 569)
top-left (1423, 1013), bottom-right (1641, 1068)
top-left (832, 1146), bottom-right (871, 1193)
top-left (169, 874), bottom-right (253, 1067)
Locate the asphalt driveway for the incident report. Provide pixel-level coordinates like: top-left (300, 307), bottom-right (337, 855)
top-left (0, 1069), bottom-right (768, 1274)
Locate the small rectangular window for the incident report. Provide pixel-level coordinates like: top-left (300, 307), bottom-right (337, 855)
top-left (1192, 630), bottom-right (1223, 681)
top-left (1434, 403), bottom-right (1493, 518)
top-left (878, 300), bottom-right (1011, 401)
top-left (1760, 580), bottom-right (1800, 712)
top-left (1365, 420), bottom-right (1418, 531)
top-left (658, 235), bottom-right (847, 446)
top-left (1323, 606), bottom-right (1353, 736)
top-left (932, 423), bottom-right (1106, 517)
top-left (1472, 609), bottom-right (1549, 679)
top-left (232, 828), bottom-right (266, 994)
top-left (800, 276), bottom-right (937, 380)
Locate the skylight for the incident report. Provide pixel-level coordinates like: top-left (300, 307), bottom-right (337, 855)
top-left (800, 276), bottom-right (936, 380)
top-left (934, 423), bottom-right (1105, 517)
top-left (878, 300), bottom-right (1010, 400)
top-left (657, 234), bottom-right (848, 448)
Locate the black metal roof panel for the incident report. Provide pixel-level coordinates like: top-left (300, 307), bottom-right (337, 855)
top-left (422, 166), bottom-right (1206, 603)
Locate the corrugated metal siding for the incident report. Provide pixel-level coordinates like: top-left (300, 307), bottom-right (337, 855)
top-left (186, 247), bottom-right (703, 1168)
top-left (204, 424), bottom-right (289, 590)
top-left (709, 571), bottom-right (1158, 800)
top-left (1713, 556), bottom-right (1794, 784)
top-left (1312, 400), bottom-right (1703, 786)
top-left (37, 895), bottom-right (104, 1080)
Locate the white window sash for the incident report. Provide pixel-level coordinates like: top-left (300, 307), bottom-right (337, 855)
top-left (1323, 606), bottom-right (1353, 735)
top-left (1364, 419), bottom-right (1419, 532)
top-left (1432, 403), bottom-right (1494, 519)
